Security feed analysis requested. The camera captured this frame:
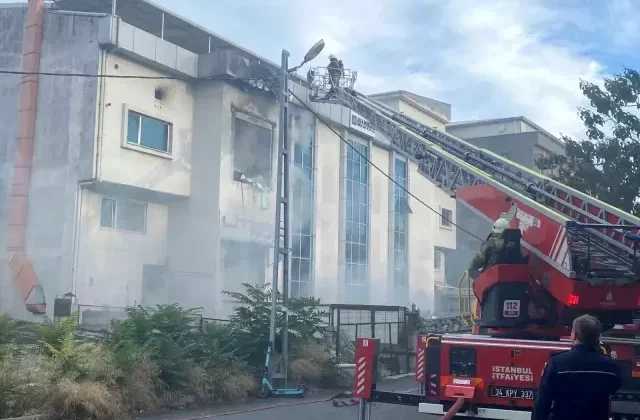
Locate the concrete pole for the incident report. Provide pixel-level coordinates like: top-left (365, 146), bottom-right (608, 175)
top-left (268, 49), bottom-right (291, 385)
top-left (111, 0), bottom-right (116, 15)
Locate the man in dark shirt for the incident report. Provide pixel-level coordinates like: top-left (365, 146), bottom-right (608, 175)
top-left (532, 314), bottom-right (622, 420)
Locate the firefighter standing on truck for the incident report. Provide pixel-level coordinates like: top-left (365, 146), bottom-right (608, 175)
top-left (531, 314), bottom-right (622, 420)
top-left (468, 218), bottom-right (509, 275)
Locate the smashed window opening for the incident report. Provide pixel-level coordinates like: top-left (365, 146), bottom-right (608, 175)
top-left (233, 113), bottom-right (274, 190)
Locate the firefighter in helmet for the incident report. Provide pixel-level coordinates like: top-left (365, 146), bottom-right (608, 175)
top-left (468, 217), bottom-right (510, 275)
top-left (327, 54), bottom-right (344, 91)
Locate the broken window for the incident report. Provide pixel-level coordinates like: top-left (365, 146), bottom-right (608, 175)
top-left (233, 113), bottom-right (273, 188)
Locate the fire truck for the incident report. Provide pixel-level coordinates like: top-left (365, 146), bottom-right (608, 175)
top-left (307, 69), bottom-right (640, 419)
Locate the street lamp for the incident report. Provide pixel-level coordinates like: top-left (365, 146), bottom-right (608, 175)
top-left (287, 39), bottom-right (326, 73)
top-left (268, 40), bottom-right (325, 388)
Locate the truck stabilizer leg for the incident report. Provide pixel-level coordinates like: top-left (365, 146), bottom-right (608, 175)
top-left (353, 338), bottom-right (379, 420)
top-left (416, 334), bottom-right (427, 395)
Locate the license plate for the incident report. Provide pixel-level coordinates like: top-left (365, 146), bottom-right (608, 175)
top-left (489, 386), bottom-right (536, 400)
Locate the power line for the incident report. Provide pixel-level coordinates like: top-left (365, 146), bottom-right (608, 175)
top-left (0, 69), bottom-right (274, 82)
top-left (288, 89), bottom-right (485, 243)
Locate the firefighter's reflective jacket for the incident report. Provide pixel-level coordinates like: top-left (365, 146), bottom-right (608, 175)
top-left (469, 232), bottom-right (504, 272)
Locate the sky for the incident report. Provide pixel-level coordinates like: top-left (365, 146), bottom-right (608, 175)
top-left (6, 0), bottom-right (640, 139)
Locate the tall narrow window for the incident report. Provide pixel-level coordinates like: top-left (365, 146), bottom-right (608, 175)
top-left (345, 139), bottom-right (369, 291)
top-left (289, 110), bottom-right (315, 298)
top-left (393, 157), bottom-right (409, 285)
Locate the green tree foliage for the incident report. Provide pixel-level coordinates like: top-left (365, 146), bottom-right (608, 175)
top-left (537, 68), bottom-right (640, 215)
top-left (223, 283), bottom-right (328, 368)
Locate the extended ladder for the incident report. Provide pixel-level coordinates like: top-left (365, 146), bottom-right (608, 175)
top-left (307, 68), bottom-right (640, 281)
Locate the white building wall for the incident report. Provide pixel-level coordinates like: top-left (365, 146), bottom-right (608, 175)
top-left (75, 189), bottom-right (168, 307)
top-left (314, 123), bottom-right (342, 304)
top-left (98, 53), bottom-right (193, 196)
top-left (447, 120), bottom-right (522, 139)
top-left (369, 145), bottom-right (390, 305)
top-left (407, 160), bottom-right (456, 313)
top-left (398, 101), bottom-right (447, 131)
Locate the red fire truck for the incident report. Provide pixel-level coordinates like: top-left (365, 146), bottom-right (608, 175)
top-left (308, 73), bottom-right (640, 419)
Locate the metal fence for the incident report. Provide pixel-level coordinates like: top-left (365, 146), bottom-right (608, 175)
top-left (328, 304), bottom-right (413, 374)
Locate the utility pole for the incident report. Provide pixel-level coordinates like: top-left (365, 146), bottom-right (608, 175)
top-left (266, 40), bottom-right (324, 391)
top-left (268, 49), bottom-right (291, 385)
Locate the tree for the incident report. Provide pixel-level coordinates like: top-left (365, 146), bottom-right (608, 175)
top-left (536, 68), bottom-right (640, 216)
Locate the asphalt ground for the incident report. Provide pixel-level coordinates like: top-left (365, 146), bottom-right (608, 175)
top-left (142, 376), bottom-right (441, 420)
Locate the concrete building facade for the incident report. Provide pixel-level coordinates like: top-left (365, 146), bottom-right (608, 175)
top-left (0, 0), bottom-right (456, 322)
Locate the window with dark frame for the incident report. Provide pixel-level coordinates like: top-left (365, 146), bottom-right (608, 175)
top-left (345, 139), bottom-right (369, 288)
top-left (441, 208), bottom-right (453, 228)
top-left (289, 112), bottom-right (315, 299)
top-left (233, 115), bottom-right (273, 188)
top-left (126, 110), bottom-right (172, 153)
top-left (100, 198), bottom-right (147, 233)
top-left (393, 157), bottom-right (409, 286)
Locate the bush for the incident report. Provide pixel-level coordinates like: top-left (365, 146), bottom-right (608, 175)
top-left (49, 378), bottom-right (123, 420)
top-left (38, 314), bottom-right (78, 353)
top-left (0, 350), bottom-right (50, 418)
top-left (186, 363), bottom-right (256, 403)
top-left (289, 340), bottom-right (341, 388)
top-left (108, 304), bottom-right (202, 390)
top-left (223, 283), bottom-right (329, 369)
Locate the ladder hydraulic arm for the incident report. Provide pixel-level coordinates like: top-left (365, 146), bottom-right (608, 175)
top-left (307, 69), bottom-right (640, 286)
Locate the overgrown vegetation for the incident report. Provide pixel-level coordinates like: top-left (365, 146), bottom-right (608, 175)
top-left (0, 283), bottom-right (337, 419)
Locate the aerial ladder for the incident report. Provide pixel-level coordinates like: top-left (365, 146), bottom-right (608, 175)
top-left (306, 67), bottom-right (640, 419)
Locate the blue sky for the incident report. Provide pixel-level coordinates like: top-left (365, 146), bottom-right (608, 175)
top-left (7, 0), bottom-right (640, 139)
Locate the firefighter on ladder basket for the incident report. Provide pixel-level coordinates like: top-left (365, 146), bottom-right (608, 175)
top-left (468, 218), bottom-right (509, 277)
top-left (326, 54), bottom-right (344, 97)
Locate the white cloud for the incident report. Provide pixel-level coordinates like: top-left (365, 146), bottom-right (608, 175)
top-left (1, 0), bottom-right (622, 139)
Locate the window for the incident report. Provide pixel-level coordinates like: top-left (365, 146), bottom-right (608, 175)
top-left (434, 250), bottom-right (444, 271)
top-left (440, 208), bottom-right (453, 228)
top-left (233, 115), bottom-right (273, 188)
top-left (100, 198), bottom-right (147, 233)
top-left (345, 139), bottom-right (369, 288)
top-left (289, 111), bottom-right (315, 298)
top-left (392, 157), bottom-right (409, 285)
top-left (126, 111), bottom-right (171, 153)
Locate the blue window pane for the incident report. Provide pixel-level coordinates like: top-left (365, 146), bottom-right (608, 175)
top-left (301, 235), bottom-right (311, 258)
top-left (294, 144), bottom-right (303, 165)
top-left (100, 198), bottom-right (115, 228)
top-left (127, 113), bottom-right (140, 144)
top-left (300, 259), bottom-right (310, 281)
top-left (291, 258), bottom-right (300, 280)
top-left (139, 115), bottom-right (170, 151)
top-left (302, 146), bottom-right (312, 168)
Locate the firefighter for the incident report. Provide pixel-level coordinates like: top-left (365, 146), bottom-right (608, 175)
top-left (468, 218), bottom-right (509, 275)
top-left (531, 314), bottom-right (622, 420)
top-left (327, 54), bottom-right (343, 91)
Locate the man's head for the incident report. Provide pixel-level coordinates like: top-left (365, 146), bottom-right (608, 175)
top-left (571, 314), bottom-right (602, 348)
top-left (328, 54), bottom-right (337, 61)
